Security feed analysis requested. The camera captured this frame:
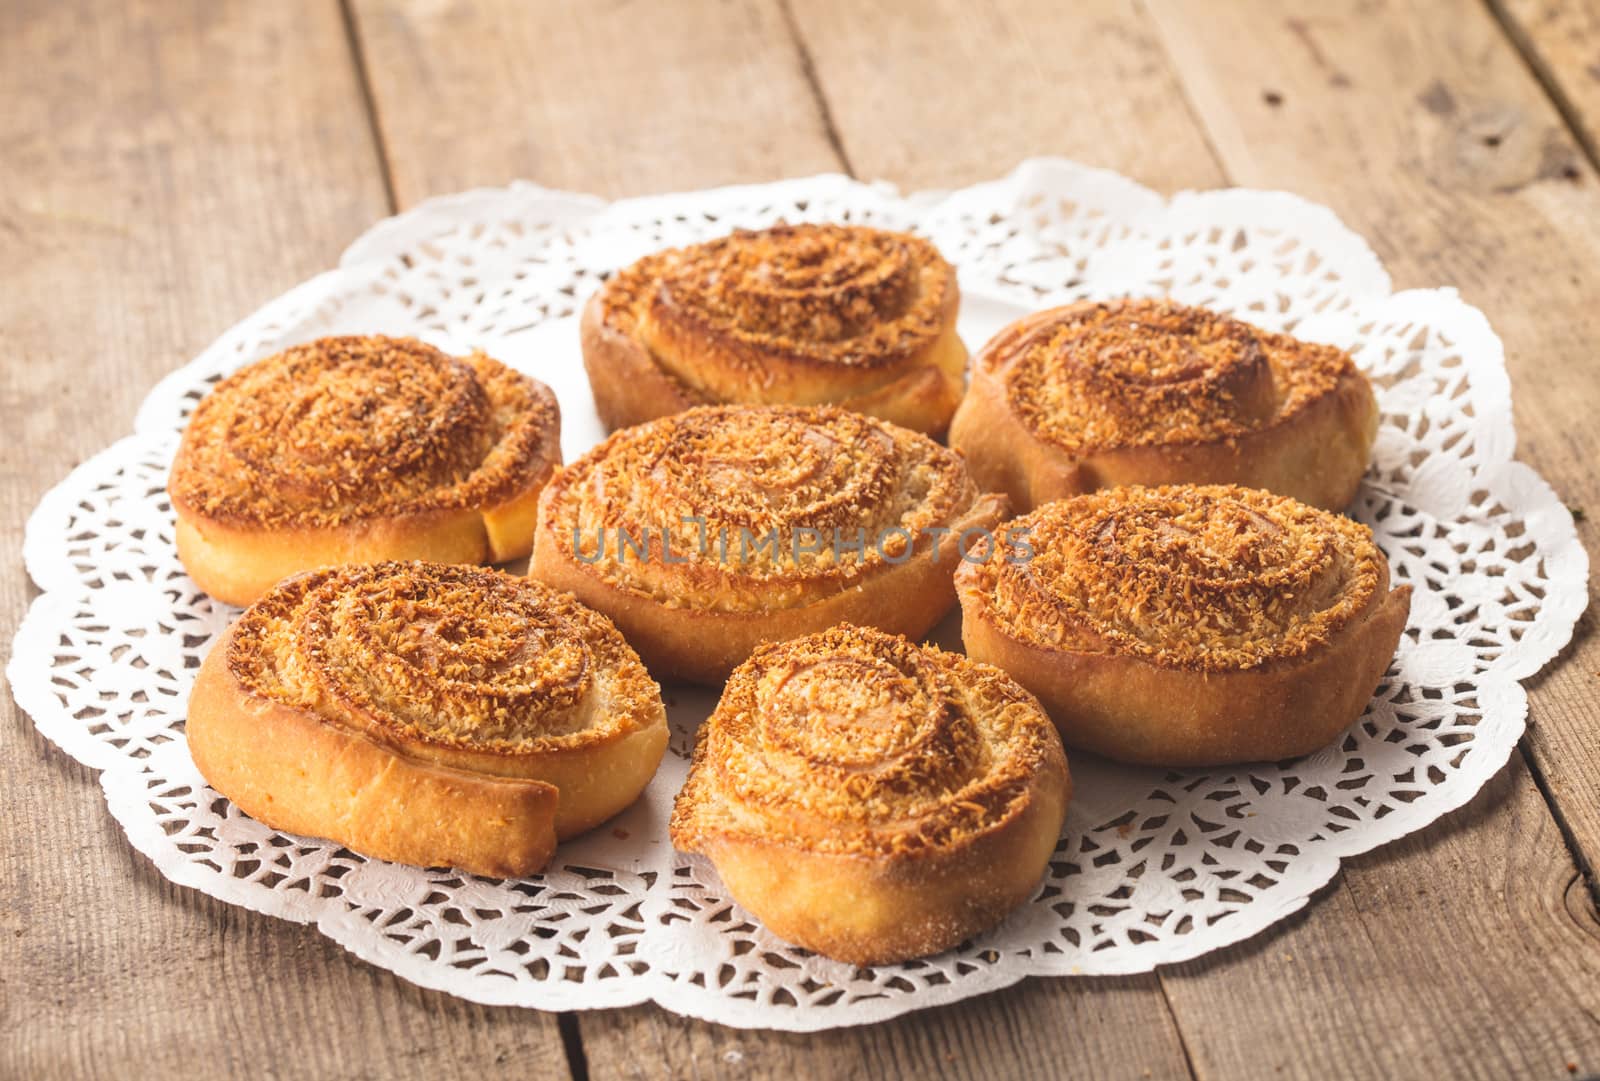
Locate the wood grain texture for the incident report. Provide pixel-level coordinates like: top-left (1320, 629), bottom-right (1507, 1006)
top-left (804, 0), bottom-right (1600, 1078)
top-left (1144, 0), bottom-right (1600, 895)
top-left (1134, 0), bottom-right (1600, 1074)
top-left (785, 0), bottom-right (1222, 191)
top-left (1166, 765), bottom-right (1600, 1080)
top-left (9, 0), bottom-right (1600, 1078)
top-left (351, 3), bottom-right (1197, 1076)
top-left (580, 978), bottom-right (1193, 1081)
top-left (1492, 0), bottom-right (1600, 166)
top-left (347, 0), bottom-right (842, 204)
top-left (1488, 0), bottom-right (1600, 891)
top-left (0, 2), bottom-right (573, 1078)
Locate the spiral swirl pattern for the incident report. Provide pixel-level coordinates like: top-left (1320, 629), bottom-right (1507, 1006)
top-left (988, 299), bottom-right (1354, 452)
top-left (171, 335), bottom-right (559, 527)
top-left (539, 405), bottom-right (986, 610)
top-left (230, 562), bottom-right (660, 757)
top-left (671, 625), bottom-right (1067, 858)
top-left (960, 485), bottom-right (1391, 672)
top-left (586, 223), bottom-right (965, 435)
top-left (605, 224), bottom-right (952, 375)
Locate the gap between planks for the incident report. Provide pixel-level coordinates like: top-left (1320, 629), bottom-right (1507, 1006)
top-left (776, 0), bottom-right (857, 177)
top-left (1140, 0), bottom-right (1600, 924)
top-left (1484, 0), bottom-right (1600, 176)
top-left (328, 2), bottom-right (1599, 1076)
top-left (339, 0), bottom-right (400, 214)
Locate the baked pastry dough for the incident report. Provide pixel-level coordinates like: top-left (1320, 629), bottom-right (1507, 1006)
top-left (582, 223), bottom-right (966, 435)
top-left (956, 485), bottom-right (1412, 766)
top-left (949, 299), bottom-right (1378, 511)
top-left (170, 335), bottom-right (561, 606)
top-left (530, 404), bottom-right (1008, 683)
top-left (671, 624), bottom-right (1070, 965)
top-left (187, 561), bottom-right (667, 877)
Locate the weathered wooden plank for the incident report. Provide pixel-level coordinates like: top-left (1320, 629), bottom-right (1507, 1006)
top-left (1169, 768), bottom-right (1600, 1080)
top-left (805, 0), bottom-right (1600, 1077)
top-left (0, 1), bottom-right (573, 1078)
top-left (786, 0), bottom-right (1222, 192)
top-left (17, 1), bottom-right (1588, 1078)
top-left (347, 0), bottom-right (842, 204)
top-left (1489, 0), bottom-right (1600, 863)
top-left (1492, 0), bottom-right (1600, 166)
top-left (355, 0), bottom-right (1600, 1076)
top-left (1143, 0), bottom-right (1600, 889)
top-left (1133, 0), bottom-right (1600, 1075)
top-left (350, 2), bottom-right (1200, 1078)
top-left (579, 977), bottom-right (1193, 1081)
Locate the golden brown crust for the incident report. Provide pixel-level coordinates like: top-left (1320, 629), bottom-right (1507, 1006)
top-left (529, 404), bottom-right (1008, 683)
top-left (186, 562), bottom-right (668, 876)
top-left (671, 624), bottom-right (1070, 964)
top-left (949, 299), bottom-right (1378, 511)
top-left (170, 336), bottom-right (562, 605)
top-left (583, 224), bottom-right (967, 436)
top-left (956, 485), bottom-right (1413, 765)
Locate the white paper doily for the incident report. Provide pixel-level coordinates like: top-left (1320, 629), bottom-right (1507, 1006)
top-left (10, 160), bottom-right (1587, 1031)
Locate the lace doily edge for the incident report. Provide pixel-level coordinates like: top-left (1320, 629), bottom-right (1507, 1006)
top-left (333, 158), bottom-right (1395, 299)
top-left (7, 163), bottom-right (1589, 1029)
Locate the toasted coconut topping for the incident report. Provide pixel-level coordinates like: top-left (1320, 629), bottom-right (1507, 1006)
top-left (540, 405), bottom-right (984, 611)
top-left (670, 624), bottom-right (1066, 858)
top-left (598, 223), bottom-right (956, 402)
top-left (229, 562), bottom-right (659, 755)
top-left (959, 484), bottom-right (1391, 672)
top-left (984, 299), bottom-right (1355, 453)
top-left (170, 336), bottom-right (558, 528)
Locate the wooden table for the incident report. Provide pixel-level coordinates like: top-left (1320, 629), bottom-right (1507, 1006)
top-left (5, 1), bottom-right (1598, 1078)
